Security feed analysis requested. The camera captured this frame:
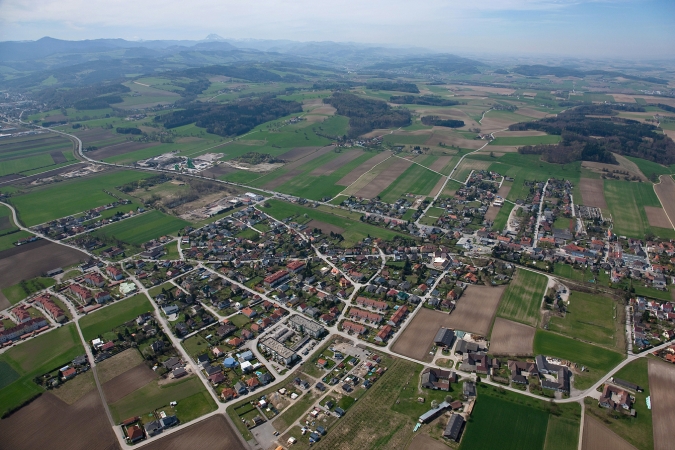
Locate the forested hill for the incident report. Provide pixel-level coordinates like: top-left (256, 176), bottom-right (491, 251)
top-left (323, 92), bottom-right (411, 137)
top-left (512, 104), bottom-right (675, 167)
top-left (157, 97), bottom-right (302, 137)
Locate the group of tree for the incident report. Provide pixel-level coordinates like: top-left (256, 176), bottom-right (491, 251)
top-left (235, 152), bottom-right (283, 165)
top-left (513, 104), bottom-right (675, 165)
top-left (420, 116), bottom-right (465, 128)
top-left (156, 96), bottom-right (303, 137)
top-left (323, 92), bottom-right (411, 137)
top-left (389, 95), bottom-right (462, 106)
top-left (35, 82), bottom-right (130, 110)
top-left (365, 81), bottom-right (419, 93)
top-left (116, 127), bottom-right (142, 135)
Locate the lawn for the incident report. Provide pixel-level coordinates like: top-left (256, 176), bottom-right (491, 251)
top-left (378, 163), bottom-right (442, 203)
top-left (548, 291), bottom-right (622, 350)
top-left (497, 269), bottom-right (549, 326)
top-left (262, 199), bottom-right (406, 246)
top-left (0, 324), bottom-right (84, 416)
top-left (79, 294), bottom-right (153, 342)
top-left (533, 330), bottom-right (624, 390)
top-left (553, 264), bottom-right (599, 283)
top-left (182, 334), bottom-right (210, 360)
top-left (1, 277), bottom-right (56, 305)
top-left (92, 210), bottom-right (189, 246)
top-left (489, 135), bottom-right (562, 146)
top-left (492, 202), bottom-right (514, 230)
top-left (108, 375), bottom-right (214, 422)
top-left (10, 170), bottom-right (151, 226)
top-left (603, 179), bottom-right (662, 238)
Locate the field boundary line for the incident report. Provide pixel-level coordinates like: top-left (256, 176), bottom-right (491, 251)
top-left (392, 154), bottom-right (445, 177)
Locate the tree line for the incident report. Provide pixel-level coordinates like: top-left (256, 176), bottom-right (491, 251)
top-left (421, 116), bottom-right (465, 128)
top-left (389, 95), bottom-right (462, 106)
top-left (365, 81), bottom-right (419, 93)
top-left (156, 97), bottom-right (303, 137)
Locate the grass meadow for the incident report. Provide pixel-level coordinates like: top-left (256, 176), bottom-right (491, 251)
top-left (91, 210), bottom-right (189, 246)
top-left (262, 199), bottom-right (405, 246)
top-left (548, 291), bottom-right (622, 350)
top-left (603, 179), bottom-right (663, 238)
top-left (533, 330), bottom-right (624, 390)
top-left (497, 269), bottom-right (549, 326)
top-left (378, 163), bottom-right (442, 203)
top-left (0, 324), bottom-right (83, 416)
top-left (10, 170), bottom-right (151, 226)
top-left (79, 294), bottom-right (153, 342)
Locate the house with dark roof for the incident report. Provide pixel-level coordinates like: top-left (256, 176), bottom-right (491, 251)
top-left (434, 327), bottom-right (456, 348)
top-left (443, 414), bottom-right (465, 441)
top-left (421, 367), bottom-right (456, 391)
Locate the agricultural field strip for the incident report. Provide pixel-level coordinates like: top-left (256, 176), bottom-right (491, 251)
top-left (336, 154), bottom-right (394, 196)
top-left (653, 175), bottom-right (675, 230)
top-left (392, 154), bottom-right (445, 177)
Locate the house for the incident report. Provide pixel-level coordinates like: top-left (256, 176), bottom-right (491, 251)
top-left (234, 381), bottom-right (248, 395)
top-left (443, 414), bottom-right (465, 442)
top-left (355, 297), bottom-right (388, 311)
top-left (375, 325), bottom-right (392, 342)
top-left (612, 378), bottom-right (643, 392)
top-left (241, 307), bottom-right (257, 318)
top-left (95, 291), bottom-right (111, 304)
top-left (160, 415), bottom-right (178, 429)
top-left (433, 327), bottom-right (456, 348)
top-left (221, 388), bottom-right (237, 400)
top-left (216, 322), bottom-right (237, 338)
top-left (463, 381), bottom-right (476, 397)
top-left (69, 284), bottom-right (93, 302)
top-left (599, 385), bottom-right (633, 411)
top-left (342, 321), bottom-right (366, 335)
top-left (127, 424), bottom-right (144, 443)
top-left (33, 295), bottom-right (66, 323)
top-left (387, 305), bottom-right (408, 326)
top-left (287, 260), bottom-right (306, 273)
top-left (421, 367), bottom-right (456, 391)
top-left (264, 270), bottom-right (289, 288)
top-left (106, 266), bottom-right (125, 280)
top-left (61, 367), bottom-right (77, 380)
top-left (288, 315), bottom-right (325, 338)
top-left (454, 339), bottom-right (482, 355)
top-left (162, 305), bottom-right (179, 316)
top-left (144, 420), bottom-right (163, 437)
top-left (349, 308), bottom-right (382, 324)
top-left (83, 273), bottom-right (105, 287)
top-left (460, 352), bottom-right (489, 374)
top-left (508, 360), bottom-right (537, 385)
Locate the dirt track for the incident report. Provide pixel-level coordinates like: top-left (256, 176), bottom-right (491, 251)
top-left (141, 415), bottom-right (246, 450)
top-left (0, 239), bottom-right (87, 288)
top-left (649, 359), bottom-right (675, 450)
top-left (579, 178), bottom-right (608, 209)
top-left (0, 391), bottom-right (120, 450)
top-left (488, 318), bottom-right (535, 355)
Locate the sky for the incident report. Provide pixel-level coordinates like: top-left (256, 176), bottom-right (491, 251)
top-left (0, 0), bottom-right (673, 59)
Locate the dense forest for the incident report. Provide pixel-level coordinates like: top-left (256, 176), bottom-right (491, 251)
top-left (421, 116), bottom-right (465, 128)
top-left (365, 81), bottom-right (419, 93)
top-left (389, 95), bottom-right (462, 106)
top-left (180, 65), bottom-right (287, 82)
top-left (513, 105), bottom-right (675, 165)
top-left (35, 82), bottom-right (130, 109)
top-left (323, 92), bottom-right (411, 137)
top-left (658, 104), bottom-right (675, 113)
top-left (157, 97), bottom-right (303, 137)
top-left (116, 127), bottom-right (142, 135)
top-left (74, 95), bottom-right (123, 110)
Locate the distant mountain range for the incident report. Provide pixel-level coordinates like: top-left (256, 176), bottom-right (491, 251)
top-left (0, 36), bottom-right (432, 63)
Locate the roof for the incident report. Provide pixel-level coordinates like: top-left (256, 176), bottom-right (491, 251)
top-left (443, 414), bottom-right (465, 441)
top-left (434, 327), bottom-right (456, 346)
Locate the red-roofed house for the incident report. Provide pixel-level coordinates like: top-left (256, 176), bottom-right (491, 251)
top-left (286, 260), bottom-right (306, 273)
top-left (388, 305), bottom-right (408, 326)
top-left (375, 325), bottom-right (393, 342)
top-left (342, 321), bottom-right (367, 335)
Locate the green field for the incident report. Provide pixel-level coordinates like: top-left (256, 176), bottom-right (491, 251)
top-left (533, 330), bottom-right (624, 390)
top-left (603, 179), bottom-right (662, 238)
top-left (0, 204), bottom-right (34, 251)
top-left (497, 269), bottom-right (549, 326)
top-left (584, 359), bottom-right (653, 450)
top-left (489, 135), bottom-right (562, 146)
top-left (543, 416), bottom-right (581, 450)
top-left (0, 324), bottom-right (84, 416)
top-left (10, 170), bottom-right (151, 226)
top-left (262, 199), bottom-right (405, 246)
top-left (548, 291), bottom-right (621, 350)
top-left (1, 277), bottom-right (56, 305)
top-left (460, 387), bottom-right (552, 450)
top-left (0, 134), bottom-right (74, 177)
top-left (378, 163), bottom-right (442, 203)
top-left (624, 156), bottom-right (674, 181)
top-left (492, 202), bottom-right (514, 230)
top-left (108, 375), bottom-right (215, 423)
top-left (91, 210), bottom-right (189, 246)
top-left (79, 294), bottom-right (153, 342)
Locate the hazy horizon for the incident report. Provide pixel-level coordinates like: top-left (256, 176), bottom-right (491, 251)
top-left (0, 0), bottom-right (673, 60)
